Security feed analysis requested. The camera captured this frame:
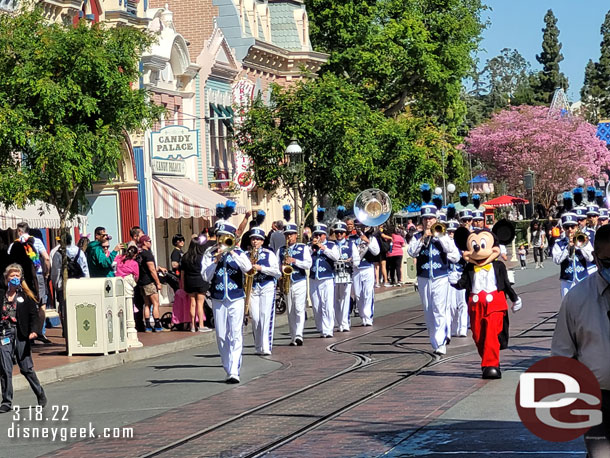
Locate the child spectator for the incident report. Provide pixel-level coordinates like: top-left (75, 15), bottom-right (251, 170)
top-left (518, 244), bottom-right (527, 270)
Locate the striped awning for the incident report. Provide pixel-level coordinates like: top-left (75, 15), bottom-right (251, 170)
top-left (152, 176), bottom-right (246, 219)
top-left (0, 202), bottom-right (85, 229)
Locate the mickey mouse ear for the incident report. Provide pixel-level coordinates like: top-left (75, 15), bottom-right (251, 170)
top-left (454, 226), bottom-right (471, 252)
top-left (492, 219), bottom-right (515, 245)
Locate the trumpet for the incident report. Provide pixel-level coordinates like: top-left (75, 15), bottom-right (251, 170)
top-left (423, 222), bottom-right (446, 247)
top-left (573, 230), bottom-right (589, 247)
top-left (244, 247), bottom-right (258, 315)
top-left (218, 233), bottom-right (236, 253)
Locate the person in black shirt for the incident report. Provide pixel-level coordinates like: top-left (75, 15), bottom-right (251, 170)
top-left (0, 264), bottom-right (46, 412)
top-left (138, 235), bottom-right (165, 332)
top-left (181, 237), bottom-right (210, 332)
top-left (170, 234), bottom-right (185, 276)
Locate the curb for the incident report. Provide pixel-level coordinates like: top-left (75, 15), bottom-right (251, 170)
top-left (15, 287), bottom-right (415, 391)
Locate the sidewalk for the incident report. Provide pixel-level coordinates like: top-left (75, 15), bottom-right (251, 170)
top-left (14, 284), bottom-right (415, 391)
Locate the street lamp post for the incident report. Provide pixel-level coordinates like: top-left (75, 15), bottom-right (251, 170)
top-left (285, 138), bottom-right (303, 233)
top-left (524, 169), bottom-right (535, 218)
top-left (447, 183), bottom-right (456, 205)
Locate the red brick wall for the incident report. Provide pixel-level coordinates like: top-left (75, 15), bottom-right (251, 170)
top-left (148, 0), bottom-right (218, 58)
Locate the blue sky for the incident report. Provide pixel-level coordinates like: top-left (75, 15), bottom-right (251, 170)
top-left (478, 0), bottom-right (610, 101)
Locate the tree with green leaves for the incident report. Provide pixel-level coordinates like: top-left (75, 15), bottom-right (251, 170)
top-left (236, 75), bottom-right (468, 223)
top-left (462, 49), bottom-right (534, 132)
top-left (305, 0), bottom-right (486, 129)
top-left (531, 9), bottom-right (569, 104)
top-left (581, 11), bottom-right (610, 123)
top-left (0, 8), bottom-right (163, 296)
top-left (235, 74), bottom-right (385, 230)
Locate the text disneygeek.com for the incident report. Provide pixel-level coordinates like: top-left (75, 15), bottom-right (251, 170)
top-left (6, 405), bottom-right (134, 442)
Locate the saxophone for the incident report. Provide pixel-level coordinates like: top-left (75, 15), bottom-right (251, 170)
top-left (280, 246), bottom-right (294, 295)
top-left (244, 247), bottom-right (258, 315)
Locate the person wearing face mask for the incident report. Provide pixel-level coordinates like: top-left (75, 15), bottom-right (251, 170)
top-left (552, 193), bottom-right (594, 298)
top-left (0, 264), bottom-right (46, 413)
top-left (552, 223), bottom-right (610, 457)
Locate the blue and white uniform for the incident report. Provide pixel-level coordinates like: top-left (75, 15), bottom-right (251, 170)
top-left (552, 236), bottom-right (593, 298)
top-left (202, 241), bottom-right (252, 382)
top-left (248, 241), bottom-right (281, 356)
top-left (408, 229), bottom-right (460, 353)
top-left (351, 234), bottom-right (379, 326)
top-left (309, 233), bottom-right (340, 337)
top-left (333, 236), bottom-right (360, 332)
top-left (278, 239), bottom-right (312, 345)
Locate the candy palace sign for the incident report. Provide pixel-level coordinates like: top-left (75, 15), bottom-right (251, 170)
top-left (151, 125), bottom-right (199, 160)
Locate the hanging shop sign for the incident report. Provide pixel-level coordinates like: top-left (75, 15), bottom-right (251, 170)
top-left (152, 159), bottom-right (186, 176)
top-left (151, 125), bottom-right (199, 160)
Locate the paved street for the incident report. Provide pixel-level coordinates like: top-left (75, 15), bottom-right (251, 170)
top-left (0, 261), bottom-right (587, 457)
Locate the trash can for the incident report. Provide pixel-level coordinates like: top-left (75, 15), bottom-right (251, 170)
top-left (66, 277), bottom-right (127, 356)
top-left (402, 249), bottom-right (417, 284)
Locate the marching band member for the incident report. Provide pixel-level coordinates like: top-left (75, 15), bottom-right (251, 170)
top-left (458, 193), bottom-right (473, 230)
top-left (446, 205), bottom-right (468, 338)
top-left (278, 206), bottom-right (312, 346)
top-left (248, 215), bottom-right (281, 356)
top-left (201, 202), bottom-right (253, 384)
top-left (408, 185), bottom-right (460, 355)
top-left (333, 207), bottom-right (360, 332)
top-left (552, 193), bottom-right (594, 298)
top-left (351, 223), bottom-right (380, 326)
top-left (471, 195), bottom-right (485, 229)
top-left (309, 208), bottom-right (340, 338)
top-left (600, 207), bottom-right (609, 226)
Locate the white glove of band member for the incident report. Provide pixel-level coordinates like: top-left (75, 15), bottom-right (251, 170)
top-left (512, 297), bottom-right (522, 313)
top-left (448, 271), bottom-right (460, 285)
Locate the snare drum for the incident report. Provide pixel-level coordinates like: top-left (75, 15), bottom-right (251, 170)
top-left (334, 260), bottom-right (352, 284)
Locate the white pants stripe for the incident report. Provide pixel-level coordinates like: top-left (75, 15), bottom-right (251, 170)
top-left (334, 282), bottom-right (352, 330)
top-left (417, 276), bottom-right (451, 350)
top-left (287, 280), bottom-right (307, 342)
top-left (353, 267), bottom-right (375, 325)
top-left (310, 278), bottom-right (335, 337)
top-left (250, 282), bottom-right (276, 354)
top-left (450, 287), bottom-right (468, 336)
top-left (212, 298), bottom-right (244, 378)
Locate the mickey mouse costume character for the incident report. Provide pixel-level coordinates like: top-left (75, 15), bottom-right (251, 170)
top-left (450, 220), bottom-right (522, 379)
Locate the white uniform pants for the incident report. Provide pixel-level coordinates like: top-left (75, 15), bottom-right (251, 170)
top-left (417, 276), bottom-right (451, 351)
top-left (212, 297), bottom-right (244, 378)
top-left (287, 280), bottom-right (307, 342)
top-left (353, 267), bottom-right (375, 325)
top-left (334, 282), bottom-right (352, 331)
top-left (560, 279), bottom-right (575, 298)
top-left (250, 282), bottom-right (276, 354)
top-left (450, 287), bottom-right (468, 336)
top-left (310, 278), bottom-right (335, 337)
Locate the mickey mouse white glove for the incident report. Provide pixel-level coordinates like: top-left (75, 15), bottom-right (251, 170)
top-left (448, 271), bottom-right (460, 285)
top-left (512, 297), bottom-right (522, 313)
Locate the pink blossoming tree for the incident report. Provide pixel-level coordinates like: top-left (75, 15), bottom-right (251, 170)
top-left (465, 105), bottom-right (610, 209)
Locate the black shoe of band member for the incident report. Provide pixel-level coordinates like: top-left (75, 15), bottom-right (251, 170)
top-left (295, 338), bottom-right (303, 346)
top-left (0, 405), bottom-right (10, 414)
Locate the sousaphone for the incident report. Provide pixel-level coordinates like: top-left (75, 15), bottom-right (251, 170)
top-left (354, 189), bottom-right (392, 227)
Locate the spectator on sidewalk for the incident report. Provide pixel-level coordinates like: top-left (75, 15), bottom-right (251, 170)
top-left (386, 226), bottom-right (405, 286)
top-left (518, 244), bottom-right (527, 270)
top-left (137, 235), bottom-right (165, 332)
top-left (528, 220), bottom-right (546, 269)
top-left (170, 234), bottom-right (185, 277)
top-left (181, 237), bottom-right (209, 332)
top-left (128, 226), bottom-right (143, 249)
top-left (86, 227), bottom-right (121, 278)
top-left (51, 234), bottom-right (89, 336)
top-left (0, 264), bottom-right (46, 413)
top-left (377, 225), bottom-right (393, 287)
top-left (552, 224), bottom-right (610, 457)
top-left (267, 221), bottom-right (286, 253)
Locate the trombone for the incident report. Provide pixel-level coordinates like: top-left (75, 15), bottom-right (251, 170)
top-left (423, 222), bottom-right (446, 248)
top-left (572, 230), bottom-right (589, 248)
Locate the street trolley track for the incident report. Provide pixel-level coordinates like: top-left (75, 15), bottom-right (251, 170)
top-left (140, 312), bottom-right (437, 458)
top-left (141, 300), bottom-right (560, 458)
